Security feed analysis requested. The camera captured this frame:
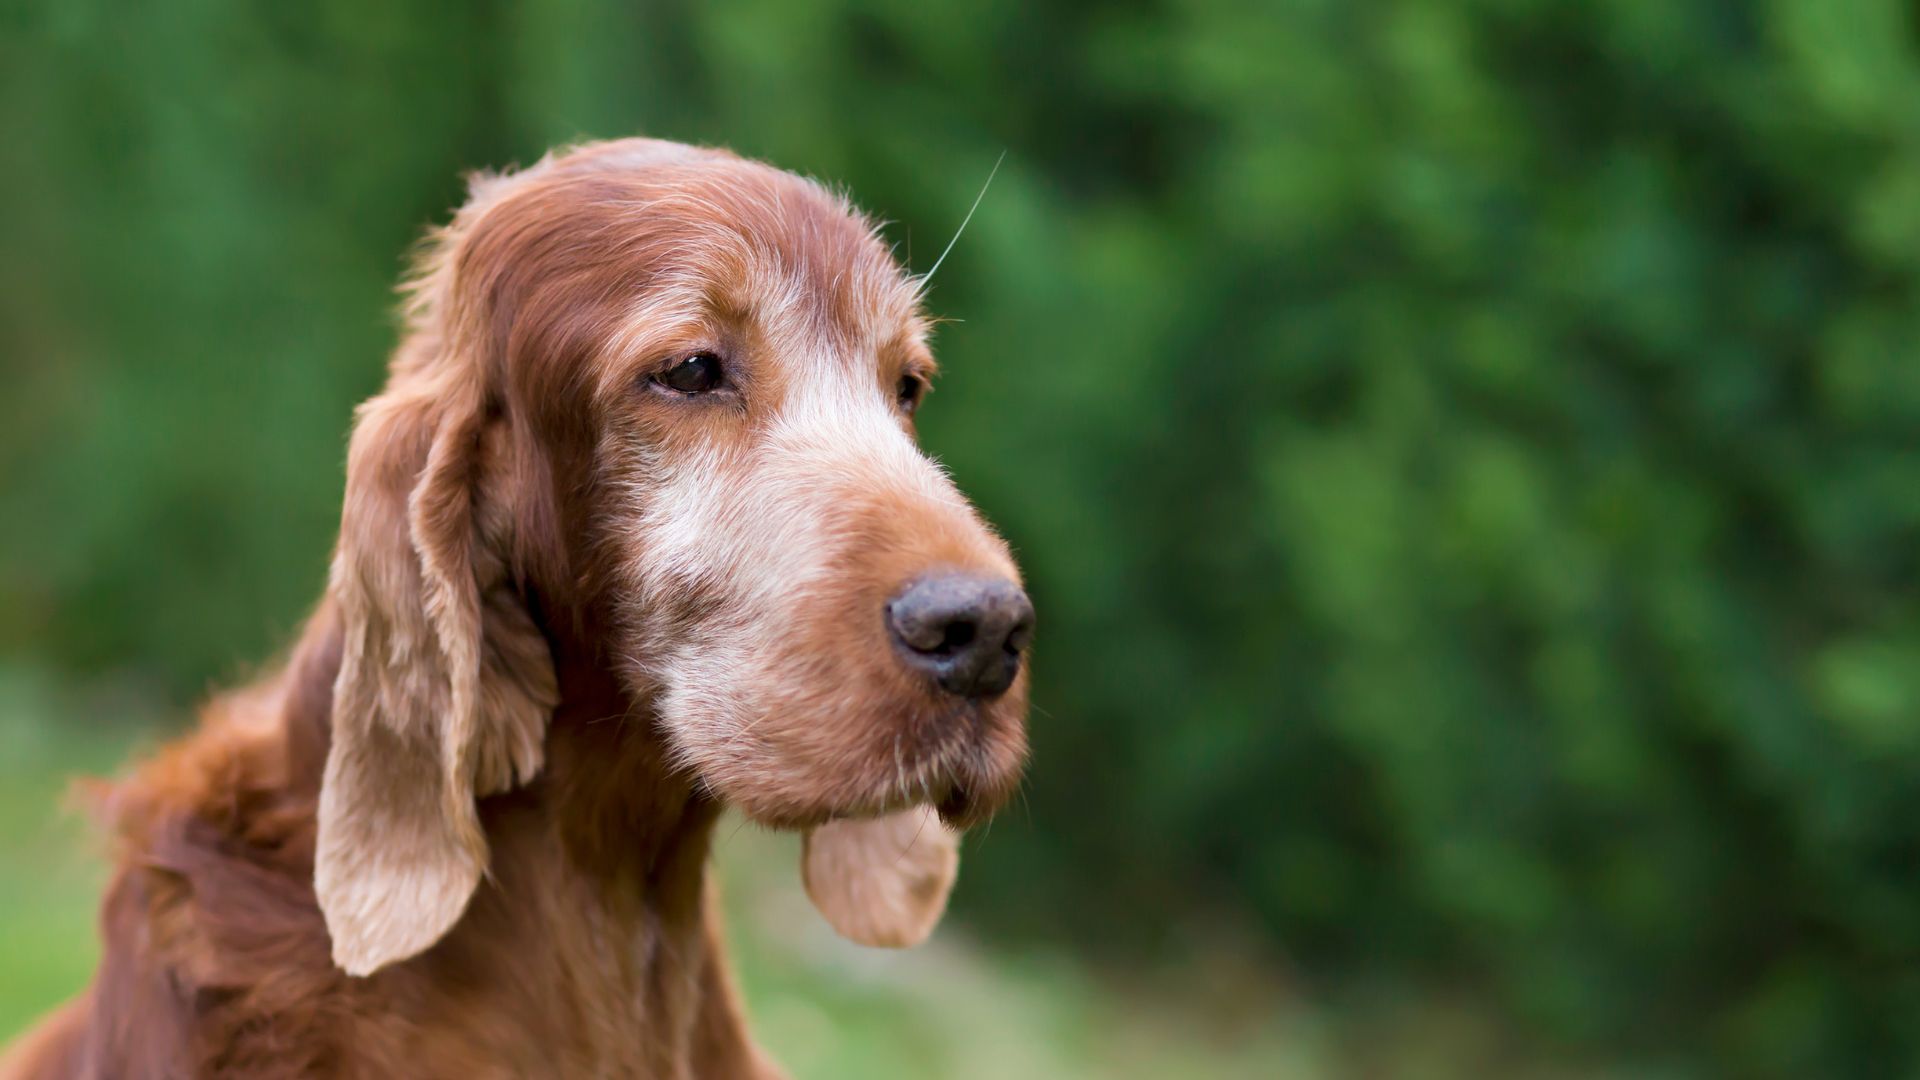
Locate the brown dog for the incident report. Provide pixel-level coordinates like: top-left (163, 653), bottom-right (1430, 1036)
top-left (0, 138), bottom-right (1031, 1078)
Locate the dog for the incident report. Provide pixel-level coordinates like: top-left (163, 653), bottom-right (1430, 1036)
top-left (0, 137), bottom-right (1032, 1078)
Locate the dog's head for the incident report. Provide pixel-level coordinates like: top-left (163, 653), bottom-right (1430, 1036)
top-left (314, 139), bottom-right (1030, 974)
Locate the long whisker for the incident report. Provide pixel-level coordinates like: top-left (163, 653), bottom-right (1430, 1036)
top-left (919, 150), bottom-right (1006, 286)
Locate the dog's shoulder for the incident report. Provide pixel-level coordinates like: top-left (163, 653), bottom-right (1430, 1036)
top-left (38, 630), bottom-right (350, 1078)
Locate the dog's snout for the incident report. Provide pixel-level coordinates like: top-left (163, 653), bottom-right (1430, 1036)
top-left (886, 573), bottom-right (1034, 698)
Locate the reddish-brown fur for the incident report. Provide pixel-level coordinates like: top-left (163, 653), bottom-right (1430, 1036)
top-left (1, 138), bottom-right (1028, 1079)
top-left (1, 604), bottom-right (773, 1079)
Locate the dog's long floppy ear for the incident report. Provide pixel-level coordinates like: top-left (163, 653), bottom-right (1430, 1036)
top-left (802, 807), bottom-right (960, 948)
top-left (316, 339), bottom-right (559, 976)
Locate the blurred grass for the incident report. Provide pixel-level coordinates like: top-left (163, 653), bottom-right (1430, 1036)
top-left (0, 667), bottom-right (1605, 1079)
top-left (0, 671), bottom-right (120, 1032)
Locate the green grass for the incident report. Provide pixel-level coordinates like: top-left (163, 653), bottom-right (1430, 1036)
top-left (0, 673), bottom-right (128, 1033)
top-left (0, 668), bottom-right (1592, 1078)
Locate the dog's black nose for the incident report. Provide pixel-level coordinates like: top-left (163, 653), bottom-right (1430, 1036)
top-left (886, 573), bottom-right (1034, 698)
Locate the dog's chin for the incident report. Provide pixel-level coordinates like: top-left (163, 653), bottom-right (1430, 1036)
top-left (714, 734), bottom-right (1024, 834)
top-left (681, 677), bottom-right (1030, 833)
top-left (802, 774), bottom-right (1001, 831)
top-left (722, 769), bottom-right (1012, 833)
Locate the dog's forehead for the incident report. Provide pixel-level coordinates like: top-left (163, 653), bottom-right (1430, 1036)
top-left (567, 150), bottom-right (926, 356)
top-left (683, 166), bottom-right (925, 355)
top-left (467, 144), bottom-right (934, 417)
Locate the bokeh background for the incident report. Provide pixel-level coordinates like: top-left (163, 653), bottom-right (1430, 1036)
top-left (5, 1), bottom-right (1920, 1076)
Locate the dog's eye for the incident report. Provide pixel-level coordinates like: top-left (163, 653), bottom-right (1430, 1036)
top-left (656, 353), bottom-right (725, 395)
top-left (897, 373), bottom-right (928, 415)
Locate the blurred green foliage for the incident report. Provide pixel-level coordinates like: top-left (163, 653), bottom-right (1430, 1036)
top-left (4, 0), bottom-right (1920, 1075)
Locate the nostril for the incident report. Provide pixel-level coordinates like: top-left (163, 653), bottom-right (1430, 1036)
top-left (938, 620), bottom-right (976, 655)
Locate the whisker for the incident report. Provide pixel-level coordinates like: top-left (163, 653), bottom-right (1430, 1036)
top-left (919, 150), bottom-right (1006, 287)
top-left (894, 810), bottom-right (933, 870)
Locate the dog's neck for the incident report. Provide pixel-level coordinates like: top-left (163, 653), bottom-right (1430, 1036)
top-left (531, 618), bottom-right (718, 887)
top-left (287, 595), bottom-right (716, 894)
top-left (279, 602), bottom-right (761, 1075)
